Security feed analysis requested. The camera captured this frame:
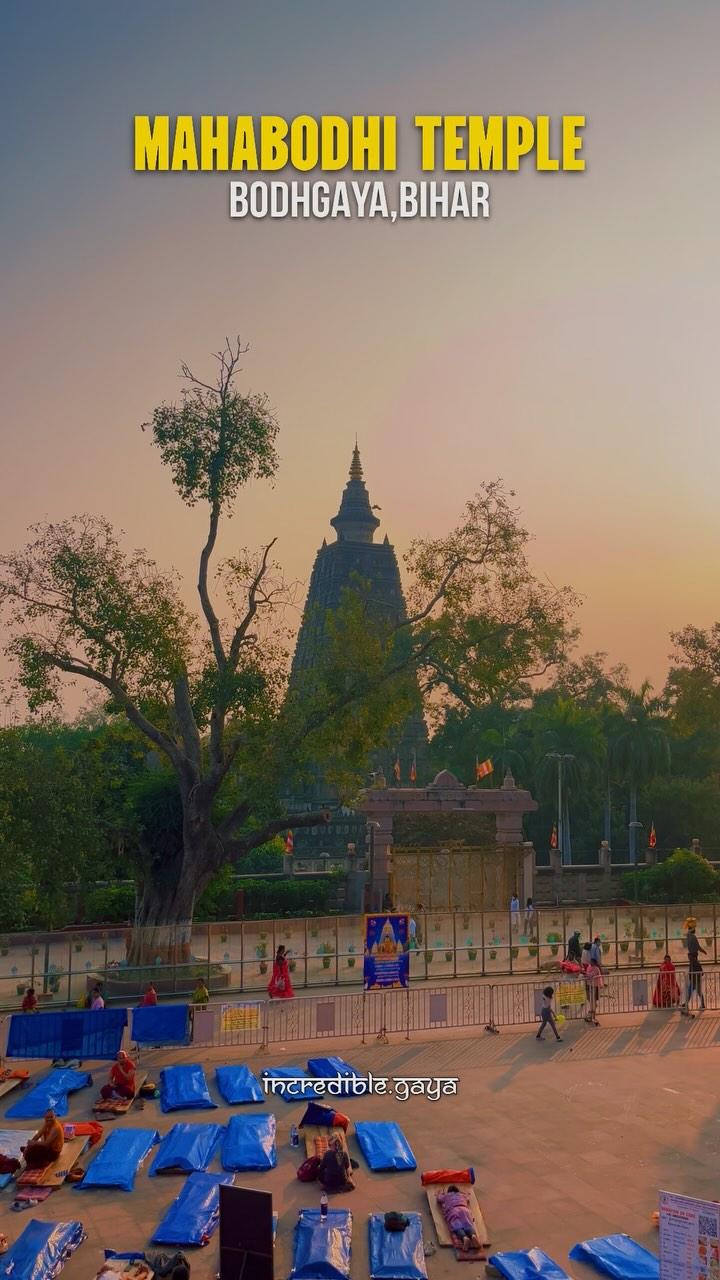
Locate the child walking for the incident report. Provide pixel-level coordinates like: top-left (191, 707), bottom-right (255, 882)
top-left (536, 986), bottom-right (563, 1042)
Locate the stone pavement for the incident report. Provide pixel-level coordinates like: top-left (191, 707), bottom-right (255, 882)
top-left (3, 1010), bottom-right (720, 1280)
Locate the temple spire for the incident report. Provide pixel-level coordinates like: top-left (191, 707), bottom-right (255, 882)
top-left (330, 443), bottom-right (380, 543)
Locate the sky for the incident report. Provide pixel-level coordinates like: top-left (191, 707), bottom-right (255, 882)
top-left (2, 1), bottom-right (719, 709)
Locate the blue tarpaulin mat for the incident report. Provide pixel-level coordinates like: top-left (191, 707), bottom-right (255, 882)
top-left (77, 1128), bottom-right (159, 1191)
top-left (215, 1064), bottom-right (264, 1105)
top-left (307, 1057), bottom-right (367, 1097)
top-left (221, 1113), bottom-right (276, 1171)
top-left (289, 1209), bottom-right (352, 1280)
top-left (355, 1122), bottom-right (416, 1171)
top-left (489, 1250), bottom-right (571, 1280)
top-left (152, 1171), bottom-right (234, 1246)
top-left (260, 1065), bottom-right (324, 1103)
top-left (6, 1009), bottom-right (127, 1062)
top-left (131, 1005), bottom-right (190, 1046)
top-left (6, 1069), bottom-right (92, 1119)
top-left (149, 1122), bottom-right (224, 1175)
top-left (0, 1219), bottom-right (86, 1280)
top-left (369, 1212), bottom-right (427, 1280)
top-left (569, 1236), bottom-right (659, 1280)
top-left (159, 1063), bottom-right (217, 1112)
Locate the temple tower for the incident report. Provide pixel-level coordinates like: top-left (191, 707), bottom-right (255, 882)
top-left (287, 446), bottom-right (428, 856)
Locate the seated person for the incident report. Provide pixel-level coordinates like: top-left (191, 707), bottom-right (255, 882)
top-left (318, 1136), bottom-right (354, 1193)
top-left (23, 1109), bottom-right (65, 1168)
top-left (101, 1050), bottom-right (137, 1101)
top-left (437, 1185), bottom-right (481, 1252)
top-left (21, 986), bottom-right (38, 1013)
top-left (140, 983), bottom-right (157, 1006)
top-left (191, 979), bottom-right (209, 1005)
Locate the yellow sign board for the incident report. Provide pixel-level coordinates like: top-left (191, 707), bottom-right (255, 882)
top-left (220, 1003), bottom-right (261, 1032)
top-left (556, 981), bottom-right (586, 1007)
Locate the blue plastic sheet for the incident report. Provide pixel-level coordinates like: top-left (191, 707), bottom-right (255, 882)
top-left (0, 1219), bottom-right (86, 1280)
top-left (222, 1113), bottom-right (276, 1171)
top-left (369, 1212), bottom-right (427, 1280)
top-left (289, 1209), bottom-right (352, 1280)
top-left (569, 1236), bottom-right (659, 1280)
top-left (215, 1064), bottom-right (264, 1105)
top-left (131, 1005), bottom-right (189, 1046)
top-left (159, 1063), bottom-right (217, 1112)
top-left (355, 1121), bottom-right (416, 1171)
top-left (489, 1250), bottom-right (571, 1280)
top-left (261, 1065), bottom-right (324, 1103)
top-left (6, 1009), bottom-right (127, 1062)
top-left (149, 1122), bottom-right (224, 1175)
top-left (152, 1171), bottom-right (234, 1246)
top-left (307, 1057), bottom-right (367, 1097)
top-left (76, 1128), bottom-right (159, 1191)
top-left (6, 1068), bottom-right (92, 1119)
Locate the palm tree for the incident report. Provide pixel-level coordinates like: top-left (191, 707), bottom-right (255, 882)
top-left (533, 699), bottom-right (605, 861)
top-left (610, 681), bottom-right (670, 863)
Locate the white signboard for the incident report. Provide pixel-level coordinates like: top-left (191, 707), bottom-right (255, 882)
top-left (660, 1190), bottom-right (720, 1280)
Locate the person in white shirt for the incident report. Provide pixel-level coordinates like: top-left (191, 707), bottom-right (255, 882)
top-left (510, 895), bottom-right (520, 932)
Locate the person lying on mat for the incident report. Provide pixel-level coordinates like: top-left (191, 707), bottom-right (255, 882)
top-left (437, 1185), bottom-right (481, 1252)
top-left (101, 1050), bottom-right (137, 1101)
top-left (22, 1109), bottom-right (65, 1168)
top-left (318, 1135), bottom-right (354, 1193)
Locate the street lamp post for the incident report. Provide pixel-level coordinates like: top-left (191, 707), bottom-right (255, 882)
top-left (366, 821), bottom-right (380, 911)
top-left (546, 752), bottom-right (575, 866)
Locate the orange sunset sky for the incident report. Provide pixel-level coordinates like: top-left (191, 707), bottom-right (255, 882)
top-left (2, 1), bottom-right (719, 707)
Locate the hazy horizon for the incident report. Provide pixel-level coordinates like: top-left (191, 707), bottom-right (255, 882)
top-left (3, 0), bottom-right (719, 709)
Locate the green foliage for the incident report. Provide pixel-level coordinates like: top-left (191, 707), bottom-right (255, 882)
top-left (240, 877), bottom-right (334, 918)
top-left (83, 884), bottom-right (135, 924)
top-left (622, 849), bottom-right (720, 903)
top-left (238, 840), bottom-right (284, 873)
top-left (195, 864), bottom-right (237, 920)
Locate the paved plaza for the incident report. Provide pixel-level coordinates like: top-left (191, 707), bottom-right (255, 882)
top-left (2, 1011), bottom-right (720, 1279)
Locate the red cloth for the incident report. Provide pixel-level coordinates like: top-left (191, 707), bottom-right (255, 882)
top-left (21, 995), bottom-right (38, 1012)
top-left (141, 990), bottom-right (158, 1006)
top-left (653, 961), bottom-right (681, 1007)
top-left (268, 957), bottom-right (294, 999)
top-left (421, 1168), bottom-right (475, 1185)
top-left (560, 960), bottom-right (582, 973)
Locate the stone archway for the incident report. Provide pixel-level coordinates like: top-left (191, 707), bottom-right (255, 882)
top-left (357, 768), bottom-right (537, 912)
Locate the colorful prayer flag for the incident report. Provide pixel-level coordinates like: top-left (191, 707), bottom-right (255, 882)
top-left (409, 752), bottom-right (417, 783)
top-left (550, 823), bottom-right (558, 849)
top-left (475, 757), bottom-right (493, 780)
top-left (393, 756), bottom-right (401, 783)
top-left (284, 831), bottom-right (294, 854)
top-left (649, 822), bottom-right (657, 849)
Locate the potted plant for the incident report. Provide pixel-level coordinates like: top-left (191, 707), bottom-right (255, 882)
top-left (289, 958), bottom-right (297, 972)
top-left (511, 946), bottom-right (519, 959)
top-left (310, 927), bottom-right (319, 939)
top-left (603, 942), bottom-right (611, 953)
top-left (16, 982), bottom-right (25, 996)
top-left (445, 949), bottom-right (453, 962)
top-left (546, 932), bottom-right (561, 957)
top-left (425, 950), bottom-right (434, 963)
top-left (489, 949), bottom-right (497, 960)
top-left (466, 938), bottom-right (477, 961)
top-left (655, 939), bottom-right (664, 950)
top-left (259, 959), bottom-right (268, 975)
top-left (620, 923), bottom-right (632, 952)
top-left (220, 931), bottom-right (228, 944)
top-left (461, 914), bottom-right (470, 929)
top-left (0, 938), bottom-right (9, 956)
top-left (318, 943), bottom-right (334, 970)
top-left (256, 941), bottom-right (268, 961)
top-left (528, 945), bottom-right (538, 957)
top-left (74, 941), bottom-right (84, 953)
top-left (347, 944), bottom-right (356, 969)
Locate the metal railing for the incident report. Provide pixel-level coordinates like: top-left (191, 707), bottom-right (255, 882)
top-left (171, 964), bottom-right (718, 1052)
top-left (0, 902), bottom-right (715, 1009)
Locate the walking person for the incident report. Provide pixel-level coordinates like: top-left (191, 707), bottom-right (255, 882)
top-left (510, 894), bottom-right (520, 934)
top-left (685, 952), bottom-right (706, 1013)
top-left (267, 944), bottom-right (294, 999)
top-left (584, 956), bottom-right (603, 1025)
top-left (524, 897), bottom-right (536, 937)
top-left (590, 935), bottom-right (603, 966)
top-left (565, 931), bottom-right (582, 964)
top-left (536, 986), bottom-right (563, 1042)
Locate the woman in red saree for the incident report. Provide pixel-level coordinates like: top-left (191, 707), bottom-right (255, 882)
top-left (268, 945), bottom-right (294, 999)
top-left (653, 954), bottom-right (681, 1007)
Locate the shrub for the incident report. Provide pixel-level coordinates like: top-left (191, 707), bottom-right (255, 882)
top-left (83, 884), bottom-right (135, 924)
top-left (622, 849), bottom-right (720, 904)
top-left (240, 877), bottom-right (334, 918)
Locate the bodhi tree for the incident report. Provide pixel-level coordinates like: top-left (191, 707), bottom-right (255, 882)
top-left (0, 339), bottom-right (577, 962)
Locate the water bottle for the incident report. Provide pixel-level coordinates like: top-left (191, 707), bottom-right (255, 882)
top-left (320, 1191), bottom-right (328, 1222)
top-left (290, 1125), bottom-right (299, 1148)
